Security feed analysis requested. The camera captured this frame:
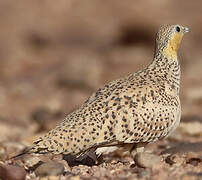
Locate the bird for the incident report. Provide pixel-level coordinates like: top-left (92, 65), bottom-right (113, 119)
top-left (15, 24), bottom-right (189, 163)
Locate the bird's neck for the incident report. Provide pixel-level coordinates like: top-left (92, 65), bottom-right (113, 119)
top-left (149, 54), bottom-right (181, 93)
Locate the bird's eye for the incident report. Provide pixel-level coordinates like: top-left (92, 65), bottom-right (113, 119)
top-left (176, 26), bottom-right (181, 32)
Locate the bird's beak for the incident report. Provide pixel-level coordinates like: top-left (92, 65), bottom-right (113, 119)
top-left (183, 27), bottom-right (189, 33)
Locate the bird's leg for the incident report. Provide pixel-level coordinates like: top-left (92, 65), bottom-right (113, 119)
top-left (75, 147), bottom-right (99, 166)
top-left (130, 142), bottom-right (147, 158)
top-left (85, 149), bottom-right (97, 162)
top-left (96, 154), bottom-right (104, 165)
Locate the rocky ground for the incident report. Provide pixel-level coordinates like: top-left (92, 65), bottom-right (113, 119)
top-left (0, 0), bottom-right (201, 179)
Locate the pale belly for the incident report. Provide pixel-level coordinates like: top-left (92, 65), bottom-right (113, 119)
top-left (95, 144), bottom-right (134, 156)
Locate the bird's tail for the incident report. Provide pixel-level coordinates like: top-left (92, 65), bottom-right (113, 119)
top-left (10, 146), bottom-right (35, 160)
top-left (10, 143), bottom-right (48, 160)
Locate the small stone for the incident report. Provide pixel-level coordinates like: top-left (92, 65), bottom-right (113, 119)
top-left (34, 161), bottom-right (64, 177)
top-left (0, 164), bottom-right (26, 180)
top-left (22, 155), bottom-right (42, 170)
top-left (134, 152), bottom-right (161, 168)
top-left (165, 154), bottom-right (185, 166)
top-left (185, 152), bottom-right (202, 166)
top-left (54, 159), bottom-right (71, 172)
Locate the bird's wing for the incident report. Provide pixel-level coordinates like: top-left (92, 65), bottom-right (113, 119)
top-left (31, 76), bottom-right (128, 155)
top-left (30, 74), bottom-right (177, 156)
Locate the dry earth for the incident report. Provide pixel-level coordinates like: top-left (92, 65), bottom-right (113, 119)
top-left (0, 0), bottom-right (201, 179)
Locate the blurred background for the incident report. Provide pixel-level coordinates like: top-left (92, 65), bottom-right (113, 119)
top-left (0, 0), bottom-right (202, 145)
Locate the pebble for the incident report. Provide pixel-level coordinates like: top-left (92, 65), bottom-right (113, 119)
top-left (165, 154), bottom-right (185, 166)
top-left (22, 155), bottom-right (42, 170)
top-left (34, 161), bottom-right (64, 177)
top-left (186, 152), bottom-right (202, 166)
top-left (134, 152), bottom-right (161, 168)
top-left (0, 164), bottom-right (26, 180)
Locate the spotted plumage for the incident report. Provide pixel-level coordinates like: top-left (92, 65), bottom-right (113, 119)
top-left (23, 24), bottom-right (189, 159)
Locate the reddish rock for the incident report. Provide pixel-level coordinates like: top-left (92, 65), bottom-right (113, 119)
top-left (0, 164), bottom-right (26, 180)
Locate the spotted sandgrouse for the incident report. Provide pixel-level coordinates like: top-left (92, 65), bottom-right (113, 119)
top-left (20, 24), bottom-right (189, 160)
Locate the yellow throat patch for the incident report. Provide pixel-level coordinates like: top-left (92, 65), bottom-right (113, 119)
top-left (163, 33), bottom-right (183, 59)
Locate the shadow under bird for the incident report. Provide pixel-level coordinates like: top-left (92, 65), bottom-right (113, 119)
top-left (14, 24), bottom-right (189, 164)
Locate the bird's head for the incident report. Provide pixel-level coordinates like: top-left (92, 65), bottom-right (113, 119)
top-left (155, 24), bottom-right (189, 59)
